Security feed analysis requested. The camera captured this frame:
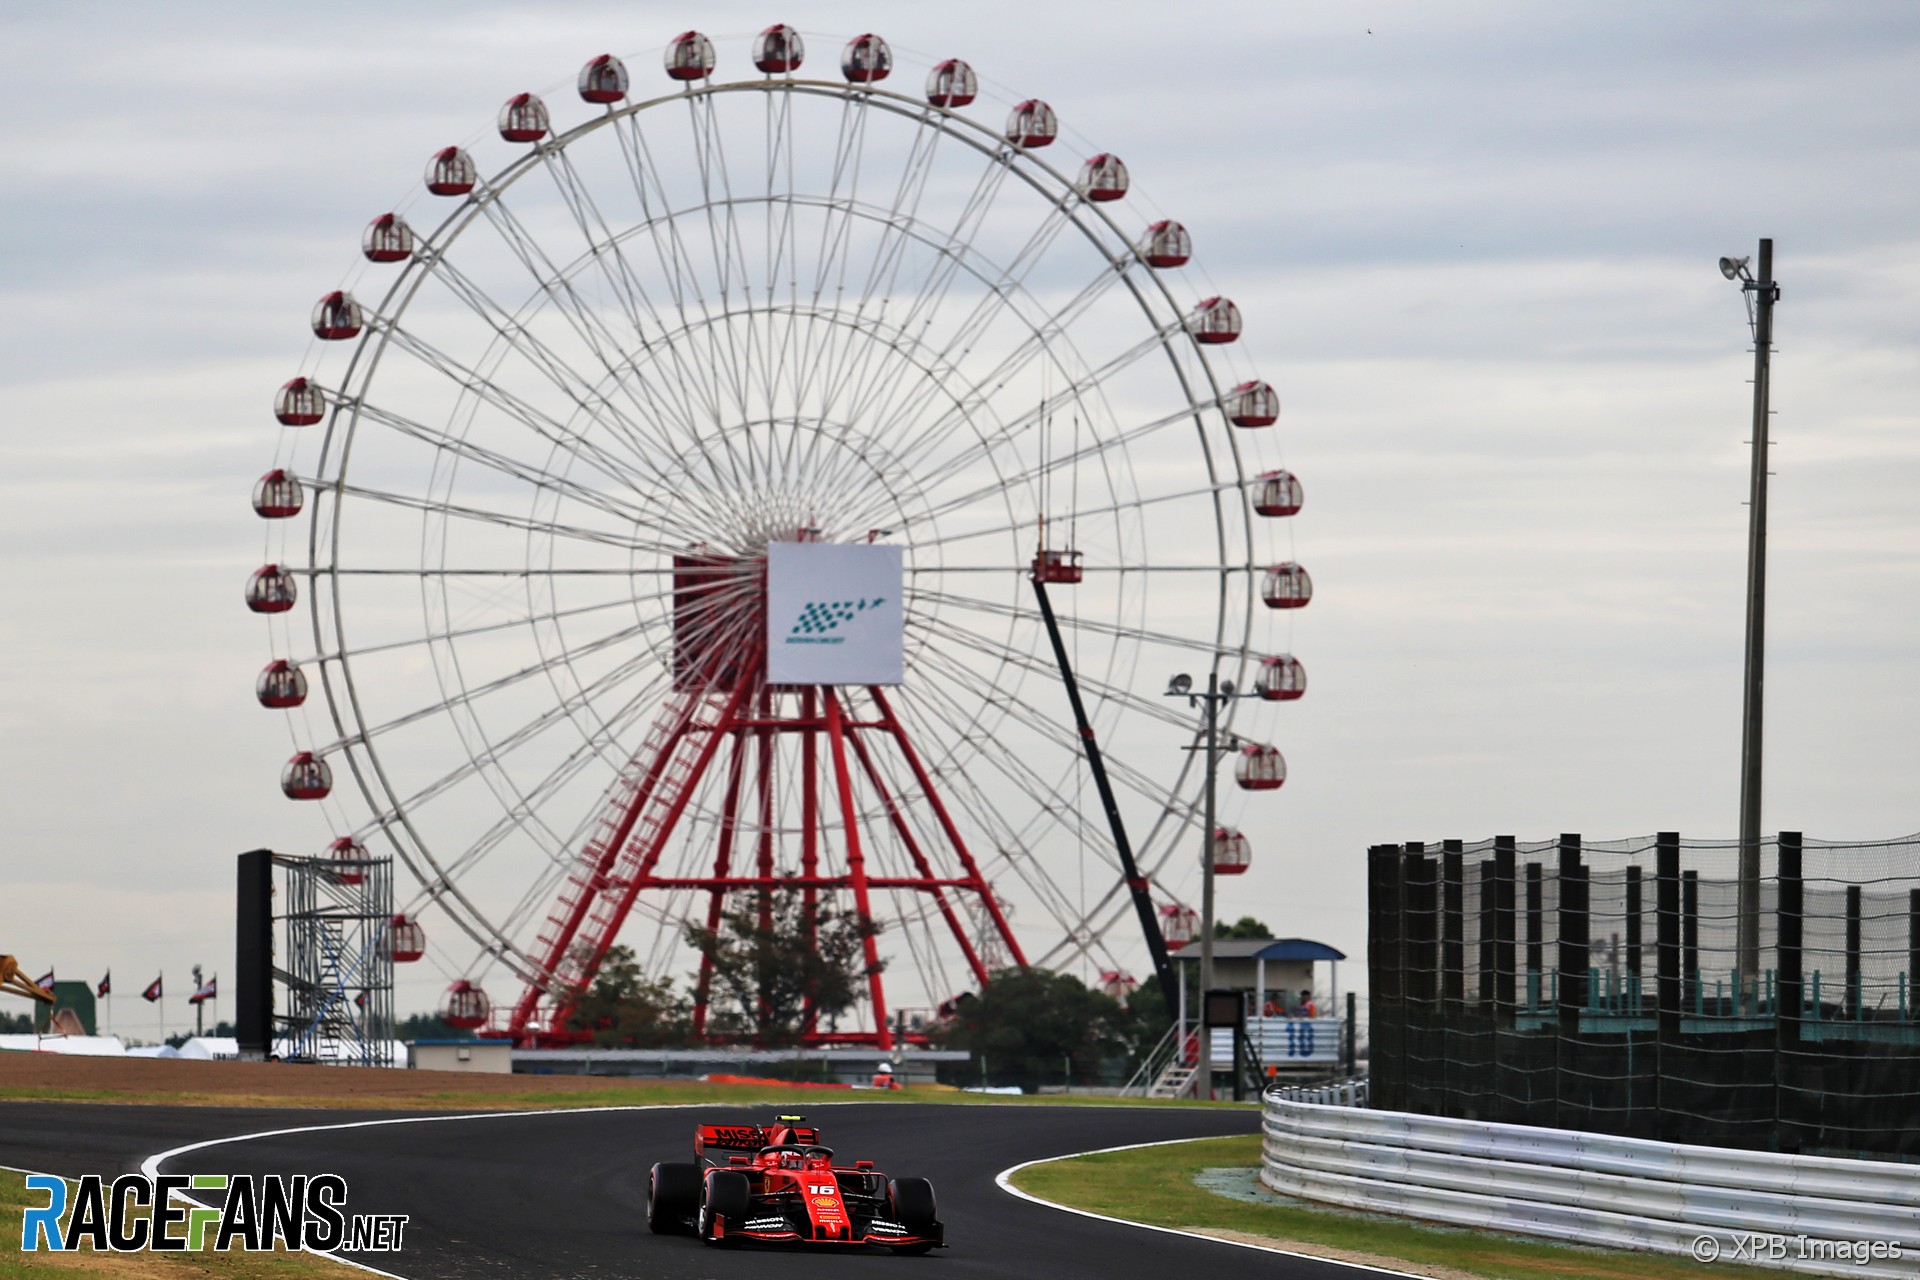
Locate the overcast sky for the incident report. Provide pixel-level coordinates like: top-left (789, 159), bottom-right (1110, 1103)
top-left (3, 2), bottom-right (1917, 1035)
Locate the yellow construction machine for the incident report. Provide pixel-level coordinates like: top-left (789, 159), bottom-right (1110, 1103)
top-left (0, 954), bottom-right (56, 1005)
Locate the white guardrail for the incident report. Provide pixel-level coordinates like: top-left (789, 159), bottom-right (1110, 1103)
top-left (1261, 1095), bottom-right (1920, 1278)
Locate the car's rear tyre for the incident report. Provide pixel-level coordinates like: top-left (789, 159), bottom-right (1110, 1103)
top-left (702, 1170), bottom-right (752, 1247)
top-left (889, 1176), bottom-right (937, 1233)
top-left (647, 1162), bottom-right (700, 1235)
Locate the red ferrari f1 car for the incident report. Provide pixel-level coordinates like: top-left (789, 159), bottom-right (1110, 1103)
top-left (647, 1114), bottom-right (944, 1253)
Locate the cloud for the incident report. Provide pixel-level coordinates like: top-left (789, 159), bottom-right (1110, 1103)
top-left (2, 3), bottom-right (1917, 1021)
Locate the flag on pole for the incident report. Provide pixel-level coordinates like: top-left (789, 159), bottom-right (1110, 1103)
top-left (188, 977), bottom-right (218, 1005)
top-left (34, 969), bottom-right (54, 992)
top-left (142, 976), bottom-right (162, 1002)
top-left (97, 972), bottom-right (111, 998)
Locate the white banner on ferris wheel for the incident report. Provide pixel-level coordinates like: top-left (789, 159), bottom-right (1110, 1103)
top-left (766, 542), bottom-right (905, 686)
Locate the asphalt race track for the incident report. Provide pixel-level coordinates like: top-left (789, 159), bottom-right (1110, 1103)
top-left (1, 1100), bottom-right (1371, 1279)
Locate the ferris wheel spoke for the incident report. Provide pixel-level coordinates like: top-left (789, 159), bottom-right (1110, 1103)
top-left (910, 615), bottom-right (1215, 811)
top-left (415, 249), bottom-right (739, 527)
top-left (407, 659), bottom-right (677, 936)
top-left (459, 200), bottom-right (718, 473)
top-left (383, 605), bottom-right (761, 902)
top-left (909, 649), bottom-right (1179, 892)
top-left (871, 251), bottom-right (1139, 461)
top-left (760, 87), bottom-right (805, 466)
top-left (910, 606), bottom-right (1207, 738)
top-left (412, 647), bottom-right (670, 862)
top-left (905, 475), bottom-right (1241, 557)
top-left (797, 92), bottom-right (869, 364)
top-left (844, 251), bottom-right (1129, 467)
top-left (372, 320), bottom-right (699, 518)
top-left (537, 148), bottom-right (739, 459)
top-left (866, 329), bottom-right (1177, 516)
top-left (844, 196), bottom-right (1086, 459)
top-left (378, 338), bottom-right (742, 560)
top-left (686, 94), bottom-right (763, 457)
top-left (812, 300), bottom-right (1151, 529)
top-left (322, 633), bottom-right (662, 806)
top-left (306, 588), bottom-right (655, 665)
top-left (343, 613), bottom-right (659, 747)
top-left (886, 673), bottom-right (1113, 942)
top-left (878, 397), bottom-right (1194, 539)
top-left (789, 152), bottom-right (1015, 497)
top-left (910, 581), bottom-right (1242, 662)
top-left (867, 136), bottom-right (1017, 351)
top-left (330, 480), bottom-right (670, 555)
top-left (807, 110), bottom-right (947, 451)
top-left (345, 396), bottom-right (684, 536)
top-left (612, 113), bottom-right (746, 467)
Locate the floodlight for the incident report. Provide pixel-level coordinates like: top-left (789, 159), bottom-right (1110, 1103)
top-left (1219, 679), bottom-right (1236, 696)
top-left (1719, 255), bottom-right (1750, 281)
top-left (1167, 674), bottom-right (1192, 696)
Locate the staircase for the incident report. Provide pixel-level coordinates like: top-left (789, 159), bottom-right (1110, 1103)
top-left (1122, 1021), bottom-right (1201, 1099)
top-left (1148, 1062), bottom-right (1198, 1099)
top-left (522, 694), bottom-right (702, 1004)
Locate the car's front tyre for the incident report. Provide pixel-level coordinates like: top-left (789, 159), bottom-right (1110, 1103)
top-left (701, 1170), bottom-right (752, 1247)
top-left (647, 1162), bottom-right (700, 1235)
top-left (888, 1176), bottom-right (938, 1253)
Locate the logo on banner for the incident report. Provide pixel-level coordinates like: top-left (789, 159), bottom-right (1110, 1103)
top-left (786, 598), bottom-right (887, 645)
top-left (19, 1173), bottom-right (407, 1254)
top-left (765, 542), bottom-right (904, 685)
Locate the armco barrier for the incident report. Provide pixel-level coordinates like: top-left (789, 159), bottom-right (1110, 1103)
top-left (1261, 1095), bottom-right (1920, 1278)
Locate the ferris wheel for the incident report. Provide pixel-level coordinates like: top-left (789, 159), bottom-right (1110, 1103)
top-left (247, 27), bottom-right (1310, 1045)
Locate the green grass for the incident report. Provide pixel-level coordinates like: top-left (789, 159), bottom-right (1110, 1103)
top-left (1009, 1135), bottom-right (1788, 1280)
top-left (0, 1170), bottom-right (355, 1278)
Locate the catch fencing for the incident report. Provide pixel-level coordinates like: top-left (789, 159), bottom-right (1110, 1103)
top-left (1368, 832), bottom-right (1920, 1158)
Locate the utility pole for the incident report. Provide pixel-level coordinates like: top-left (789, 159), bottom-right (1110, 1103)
top-left (1166, 669), bottom-right (1258, 1098)
top-left (1723, 239), bottom-right (1780, 1009)
top-left (1200, 672), bottom-right (1219, 1015)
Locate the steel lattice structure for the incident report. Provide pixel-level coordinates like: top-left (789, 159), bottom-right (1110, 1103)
top-left (277, 850), bottom-right (397, 1066)
top-left (248, 28), bottom-right (1308, 1046)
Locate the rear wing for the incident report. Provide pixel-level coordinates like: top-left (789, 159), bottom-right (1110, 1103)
top-left (695, 1120), bottom-right (821, 1162)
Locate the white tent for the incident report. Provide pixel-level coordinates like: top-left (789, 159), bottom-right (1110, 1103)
top-left (0, 1034), bottom-right (129, 1056)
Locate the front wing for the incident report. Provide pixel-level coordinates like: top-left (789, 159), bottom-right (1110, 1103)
top-left (716, 1198), bottom-right (943, 1249)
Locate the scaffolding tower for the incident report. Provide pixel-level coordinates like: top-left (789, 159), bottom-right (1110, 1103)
top-left (275, 849), bottom-right (395, 1066)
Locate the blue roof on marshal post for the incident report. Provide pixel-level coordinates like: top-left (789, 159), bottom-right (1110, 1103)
top-left (1255, 938), bottom-right (1346, 961)
top-left (1170, 938), bottom-right (1347, 962)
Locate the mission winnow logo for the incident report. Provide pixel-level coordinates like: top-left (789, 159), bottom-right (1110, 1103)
top-left (786, 597), bottom-right (886, 645)
top-left (19, 1173), bottom-right (407, 1254)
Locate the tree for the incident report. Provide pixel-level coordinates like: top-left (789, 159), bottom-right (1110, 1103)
top-left (684, 881), bottom-right (882, 1045)
top-left (0, 1010), bottom-right (33, 1034)
top-left (565, 945), bottom-right (690, 1047)
top-left (396, 1012), bottom-right (477, 1041)
top-left (1119, 973), bottom-right (1175, 1061)
top-left (1214, 914), bottom-right (1275, 940)
top-left (934, 968), bottom-right (1129, 1092)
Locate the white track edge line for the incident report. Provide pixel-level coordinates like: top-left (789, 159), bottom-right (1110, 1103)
top-left (994, 1135), bottom-right (1428, 1279)
top-left (102, 1100), bottom-right (1254, 1276)
top-left (138, 1103), bottom-right (719, 1280)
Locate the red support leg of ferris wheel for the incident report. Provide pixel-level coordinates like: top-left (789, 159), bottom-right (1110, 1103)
top-left (822, 688), bottom-right (893, 1048)
top-left (506, 660), bottom-right (760, 1042)
top-left (504, 666), bottom-right (1025, 1046)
